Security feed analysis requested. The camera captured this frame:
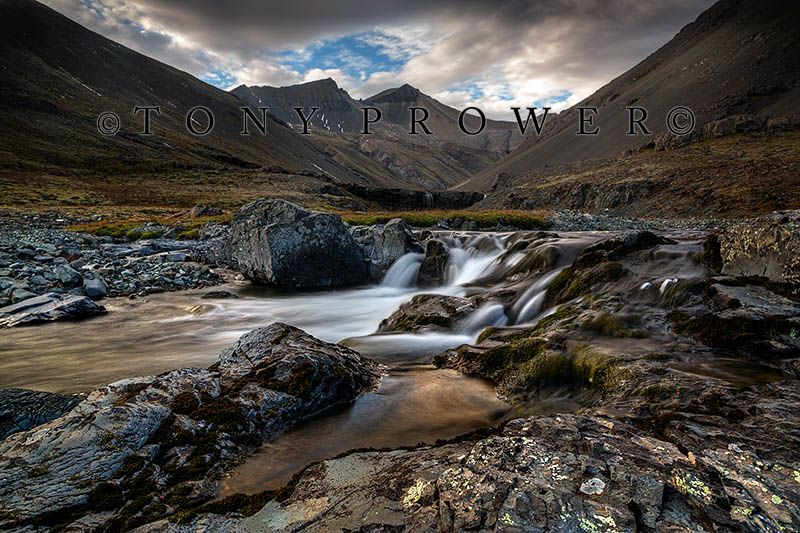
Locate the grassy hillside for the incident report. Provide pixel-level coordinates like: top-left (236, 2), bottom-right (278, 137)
top-left (477, 130), bottom-right (800, 218)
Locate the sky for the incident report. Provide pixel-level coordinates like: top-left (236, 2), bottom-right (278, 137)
top-left (42, 0), bottom-right (716, 119)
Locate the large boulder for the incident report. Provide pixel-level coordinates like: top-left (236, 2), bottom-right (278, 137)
top-left (229, 199), bottom-right (368, 288)
top-left (0, 323), bottom-right (381, 530)
top-left (717, 210), bottom-right (800, 295)
top-left (350, 218), bottom-right (423, 280)
top-left (0, 292), bottom-right (107, 327)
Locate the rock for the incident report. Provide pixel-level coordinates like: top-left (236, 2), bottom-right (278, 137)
top-left (717, 210), bottom-right (800, 295)
top-left (351, 218), bottom-right (423, 280)
top-left (55, 264), bottom-right (83, 287)
top-left (229, 199), bottom-right (368, 288)
top-left (417, 239), bottom-right (449, 287)
top-left (201, 290), bottom-right (238, 299)
top-left (229, 414), bottom-right (798, 533)
top-left (10, 287), bottom-right (36, 303)
top-left (0, 389), bottom-right (83, 439)
top-left (0, 292), bottom-right (107, 327)
top-left (379, 294), bottom-right (477, 333)
top-left (0, 323), bottom-right (380, 529)
top-left (82, 276), bottom-right (107, 300)
top-left (165, 252), bottom-right (188, 262)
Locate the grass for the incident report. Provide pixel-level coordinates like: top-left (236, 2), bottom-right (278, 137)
top-left (339, 209), bottom-right (548, 229)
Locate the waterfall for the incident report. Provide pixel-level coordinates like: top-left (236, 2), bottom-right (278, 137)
top-left (381, 253), bottom-right (423, 287)
top-left (444, 236), bottom-right (504, 286)
top-left (509, 268), bottom-right (564, 324)
top-left (457, 304), bottom-right (508, 335)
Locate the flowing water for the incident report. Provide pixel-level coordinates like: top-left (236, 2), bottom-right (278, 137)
top-left (1, 230), bottom-right (784, 495)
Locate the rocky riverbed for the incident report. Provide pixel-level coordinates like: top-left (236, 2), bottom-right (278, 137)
top-left (0, 204), bottom-right (798, 532)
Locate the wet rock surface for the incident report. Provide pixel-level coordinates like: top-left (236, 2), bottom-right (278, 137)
top-left (0, 323), bottom-right (381, 531)
top-left (229, 199), bottom-right (368, 288)
top-left (0, 388), bottom-right (83, 440)
top-left (0, 292), bottom-right (107, 327)
top-left (379, 294), bottom-right (478, 333)
top-left (418, 239), bottom-right (450, 287)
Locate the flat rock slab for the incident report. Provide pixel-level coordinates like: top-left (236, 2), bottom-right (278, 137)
top-left (0, 292), bottom-right (107, 327)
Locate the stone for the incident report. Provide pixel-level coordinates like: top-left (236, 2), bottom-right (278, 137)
top-left (379, 294), bottom-right (477, 333)
top-left (201, 290), bottom-right (238, 299)
top-left (10, 287), bottom-right (36, 303)
top-left (0, 388), bottom-right (83, 439)
top-left (0, 292), bottom-right (107, 327)
top-left (0, 323), bottom-right (381, 529)
top-left (351, 218), bottom-right (423, 280)
top-left (717, 210), bottom-right (800, 295)
top-left (54, 264), bottom-right (82, 287)
top-left (229, 199), bottom-right (368, 288)
top-left (83, 276), bottom-right (107, 300)
top-left (417, 239), bottom-right (449, 287)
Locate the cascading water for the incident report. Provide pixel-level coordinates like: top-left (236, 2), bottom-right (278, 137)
top-left (381, 252), bottom-right (423, 288)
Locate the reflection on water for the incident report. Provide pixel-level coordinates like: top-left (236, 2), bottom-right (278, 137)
top-left (217, 366), bottom-right (508, 495)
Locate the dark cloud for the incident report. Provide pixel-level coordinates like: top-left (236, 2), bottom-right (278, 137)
top-left (40, 0), bottom-right (718, 117)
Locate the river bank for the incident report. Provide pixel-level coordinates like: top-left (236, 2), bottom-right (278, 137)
top-left (0, 203), bottom-right (798, 531)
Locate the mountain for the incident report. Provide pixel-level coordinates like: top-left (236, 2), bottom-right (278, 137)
top-left (459, 0), bottom-right (800, 192)
top-left (364, 84), bottom-right (523, 153)
top-left (233, 78), bottom-right (365, 133)
top-left (0, 0), bottom-right (377, 192)
top-left (234, 81), bottom-right (523, 153)
top-left (233, 80), bottom-right (523, 189)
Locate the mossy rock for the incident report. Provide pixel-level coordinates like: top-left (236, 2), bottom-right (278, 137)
top-left (582, 313), bottom-right (647, 338)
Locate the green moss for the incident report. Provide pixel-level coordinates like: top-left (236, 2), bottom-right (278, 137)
top-left (140, 230), bottom-right (163, 239)
top-left (547, 263), bottom-right (625, 305)
top-left (28, 466), bottom-right (49, 478)
top-left (517, 346), bottom-right (626, 394)
top-left (583, 313), bottom-right (647, 338)
top-left (531, 305), bottom-right (579, 334)
top-left (392, 313), bottom-right (453, 332)
top-left (125, 229), bottom-right (143, 241)
top-left (112, 455), bottom-right (146, 479)
top-left (470, 337), bottom-right (548, 379)
top-left (177, 229), bottom-right (200, 240)
top-left (341, 210), bottom-right (547, 230)
top-left (190, 397), bottom-right (245, 432)
top-left (171, 391), bottom-right (200, 415)
top-left (643, 352), bottom-right (671, 361)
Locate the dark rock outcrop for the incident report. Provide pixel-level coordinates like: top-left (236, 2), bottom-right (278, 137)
top-left (0, 323), bottom-right (381, 530)
top-left (717, 210), bottom-right (800, 295)
top-left (417, 239), bottom-right (450, 287)
top-left (0, 292), bottom-right (107, 327)
top-left (229, 199), bottom-right (368, 288)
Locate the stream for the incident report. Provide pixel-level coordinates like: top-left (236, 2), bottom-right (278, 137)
top-left (2, 229), bottom-right (783, 496)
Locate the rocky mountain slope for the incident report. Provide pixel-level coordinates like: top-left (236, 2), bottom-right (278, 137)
top-left (0, 0), bottom-right (368, 182)
top-left (460, 0), bottom-right (800, 192)
top-left (234, 80), bottom-right (521, 189)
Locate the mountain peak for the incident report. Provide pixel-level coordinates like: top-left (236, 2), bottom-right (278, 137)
top-left (365, 84), bottom-right (422, 104)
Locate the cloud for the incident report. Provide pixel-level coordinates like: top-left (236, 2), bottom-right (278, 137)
top-left (41, 0), bottom-right (717, 119)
